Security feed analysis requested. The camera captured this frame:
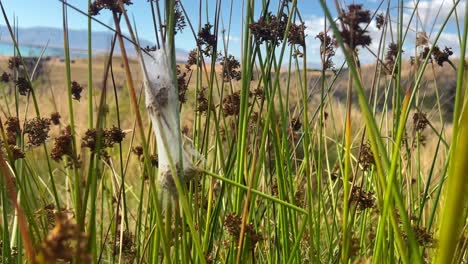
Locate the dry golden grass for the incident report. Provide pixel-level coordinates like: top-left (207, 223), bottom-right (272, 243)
top-left (0, 55), bottom-right (453, 177)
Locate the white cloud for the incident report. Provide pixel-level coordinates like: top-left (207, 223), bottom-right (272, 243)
top-left (406, 0), bottom-right (466, 28)
top-left (302, 2), bottom-right (465, 68)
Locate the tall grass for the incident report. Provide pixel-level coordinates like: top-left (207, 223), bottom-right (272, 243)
top-left (0, 0), bottom-right (466, 263)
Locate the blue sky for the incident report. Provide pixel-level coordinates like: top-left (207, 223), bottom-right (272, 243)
top-left (1, 0), bottom-right (465, 66)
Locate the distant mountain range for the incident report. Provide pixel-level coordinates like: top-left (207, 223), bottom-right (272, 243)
top-left (0, 26), bottom-right (188, 61)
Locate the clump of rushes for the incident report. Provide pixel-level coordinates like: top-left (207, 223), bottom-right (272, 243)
top-left (222, 91), bottom-right (241, 116)
top-left (413, 112), bottom-right (429, 133)
top-left (1, 72), bottom-right (10, 83)
top-left (338, 4), bottom-right (372, 49)
top-left (70, 81), bottom-right (84, 101)
top-left (375, 13), bottom-right (385, 30)
top-left (8, 56), bottom-right (21, 70)
top-left (385, 43), bottom-right (402, 75)
top-left (88, 0), bottom-right (132, 16)
top-left (219, 54), bottom-right (241, 81)
top-left (224, 213), bottom-right (262, 250)
top-left (50, 112), bottom-right (61, 125)
top-left (316, 32), bottom-right (336, 70)
top-left (197, 23), bottom-right (217, 56)
top-left (5, 116), bottom-right (21, 145)
top-left (15, 77), bottom-right (32, 96)
top-left (350, 187), bottom-right (375, 210)
top-left (358, 143), bottom-right (375, 171)
top-left (24, 117), bottom-right (51, 147)
top-left (51, 126), bottom-right (76, 165)
top-left (35, 213), bottom-right (90, 263)
top-left (249, 12), bottom-right (287, 46)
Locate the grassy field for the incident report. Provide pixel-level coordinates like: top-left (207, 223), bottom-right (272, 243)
top-left (0, 0), bottom-right (467, 263)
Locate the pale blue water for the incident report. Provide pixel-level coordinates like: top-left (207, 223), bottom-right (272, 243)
top-left (0, 42), bottom-right (88, 58)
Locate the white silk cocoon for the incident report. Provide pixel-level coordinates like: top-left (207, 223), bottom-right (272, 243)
top-left (140, 47), bottom-right (195, 191)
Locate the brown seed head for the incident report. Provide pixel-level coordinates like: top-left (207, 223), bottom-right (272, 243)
top-left (89, 0), bottom-right (132, 16)
top-left (71, 81), bottom-right (84, 101)
top-left (197, 23), bottom-right (217, 56)
top-left (219, 54), bottom-right (241, 81)
top-left (24, 117), bottom-right (51, 147)
top-left (222, 92), bottom-right (241, 116)
top-left (8, 56), bottom-right (21, 70)
top-left (50, 112), bottom-right (61, 125)
top-left (1, 72), bottom-right (10, 83)
top-left (15, 77), bottom-right (32, 96)
top-left (51, 126), bottom-right (75, 163)
top-left (338, 4), bottom-right (372, 49)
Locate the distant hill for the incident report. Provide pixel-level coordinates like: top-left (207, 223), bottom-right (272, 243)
top-left (0, 25), bottom-right (187, 61)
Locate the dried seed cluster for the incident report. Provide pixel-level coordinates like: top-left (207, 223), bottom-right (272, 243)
top-left (196, 87), bottom-right (209, 113)
top-left (432, 46), bottom-right (453, 66)
top-left (131, 146), bottom-right (159, 168)
top-left (50, 112), bottom-right (61, 125)
top-left (3, 144), bottom-right (25, 161)
top-left (1, 72), bottom-right (10, 83)
top-left (186, 49), bottom-right (200, 69)
top-left (413, 112), bottom-right (429, 133)
top-left (250, 87), bottom-right (264, 100)
top-left (8, 56), bottom-right (21, 70)
top-left (219, 54), bottom-right (241, 82)
top-left (224, 213), bottom-right (262, 249)
top-left (222, 92), bottom-right (241, 116)
top-left (24, 117), bottom-right (51, 147)
top-left (288, 22), bottom-right (306, 47)
top-left (338, 4), bottom-right (372, 49)
top-left (249, 13), bottom-right (287, 46)
top-left (81, 126), bottom-right (126, 152)
top-left (384, 43), bottom-right (403, 75)
top-left (176, 65), bottom-right (189, 104)
top-left (316, 32), bottom-right (336, 70)
top-left (350, 187), bottom-right (375, 210)
top-left (89, 0), bottom-right (132, 16)
top-left (375, 13), bottom-right (385, 30)
top-left (15, 77), bottom-right (32, 96)
top-left (412, 45), bottom-right (453, 67)
top-left (358, 143), bottom-right (375, 171)
top-left (5, 117), bottom-right (21, 145)
top-left (173, 0), bottom-right (186, 35)
top-left (197, 23), bottom-right (217, 57)
top-left (71, 81), bottom-right (84, 101)
top-left (290, 117), bottom-right (302, 131)
top-left (37, 213), bottom-right (90, 263)
top-left (51, 126), bottom-right (76, 166)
